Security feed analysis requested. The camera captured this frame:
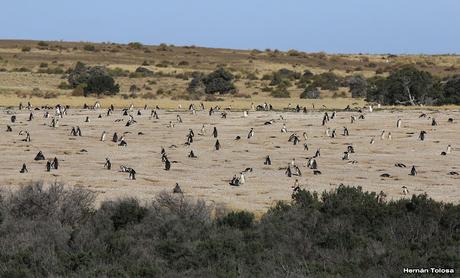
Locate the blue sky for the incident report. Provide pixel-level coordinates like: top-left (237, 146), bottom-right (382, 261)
top-left (1, 0), bottom-right (458, 54)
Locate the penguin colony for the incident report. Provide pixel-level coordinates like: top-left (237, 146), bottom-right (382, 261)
top-left (0, 101), bottom-right (459, 210)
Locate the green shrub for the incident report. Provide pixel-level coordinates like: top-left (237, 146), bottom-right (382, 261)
top-left (83, 44), bottom-right (96, 51)
top-left (68, 62), bottom-right (119, 96)
top-left (270, 85), bottom-right (290, 98)
top-left (128, 42), bottom-right (143, 49)
top-left (218, 211), bottom-right (254, 229)
top-left (0, 183), bottom-right (458, 277)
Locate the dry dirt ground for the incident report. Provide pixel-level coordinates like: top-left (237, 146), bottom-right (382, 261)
top-left (1, 105), bottom-right (459, 212)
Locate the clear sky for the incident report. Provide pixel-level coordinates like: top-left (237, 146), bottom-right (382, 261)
top-left (1, 0), bottom-right (458, 54)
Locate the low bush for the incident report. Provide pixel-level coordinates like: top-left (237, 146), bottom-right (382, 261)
top-left (0, 183), bottom-right (458, 277)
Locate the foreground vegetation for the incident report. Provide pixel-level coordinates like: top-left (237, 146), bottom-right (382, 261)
top-left (0, 184), bottom-right (458, 277)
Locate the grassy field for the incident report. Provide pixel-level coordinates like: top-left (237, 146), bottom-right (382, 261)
top-left (1, 39), bottom-right (460, 110)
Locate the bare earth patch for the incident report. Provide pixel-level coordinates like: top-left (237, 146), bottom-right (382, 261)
top-left (1, 107), bottom-right (459, 212)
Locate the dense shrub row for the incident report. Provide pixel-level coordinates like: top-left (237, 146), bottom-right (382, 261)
top-left (0, 183), bottom-right (458, 277)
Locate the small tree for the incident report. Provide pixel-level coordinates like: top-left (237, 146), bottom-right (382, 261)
top-left (441, 77), bottom-right (460, 104)
top-left (300, 85), bottom-right (320, 99)
top-left (68, 62), bottom-right (119, 96)
top-left (348, 75), bottom-right (368, 98)
top-left (188, 68), bottom-right (237, 95)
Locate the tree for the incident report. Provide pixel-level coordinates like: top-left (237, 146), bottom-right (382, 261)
top-left (367, 66), bottom-right (441, 105)
top-left (348, 75), bottom-right (368, 98)
top-left (68, 62), bottom-right (119, 96)
top-left (441, 77), bottom-right (460, 104)
top-left (311, 72), bottom-right (341, 91)
top-left (188, 68), bottom-right (237, 95)
top-left (300, 85), bottom-right (320, 99)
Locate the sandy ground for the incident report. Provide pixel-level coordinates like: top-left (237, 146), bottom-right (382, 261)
top-left (1, 106), bottom-right (459, 212)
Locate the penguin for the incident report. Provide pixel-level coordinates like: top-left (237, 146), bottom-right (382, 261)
top-left (229, 175), bottom-right (240, 186)
top-left (350, 115), bottom-right (356, 124)
top-left (293, 136), bottom-right (299, 145)
top-left (418, 131), bottom-right (426, 141)
top-left (100, 131), bottom-right (106, 142)
top-left (213, 127), bottom-right (218, 138)
top-left (370, 137), bottom-right (375, 145)
top-left (52, 157), bottom-right (59, 170)
top-left (285, 165), bottom-right (292, 177)
top-left (46, 161), bottom-right (51, 172)
top-left (247, 128), bottom-right (254, 139)
top-left (264, 155), bottom-right (272, 165)
top-left (302, 132), bottom-right (308, 140)
top-left (410, 166), bottom-right (417, 176)
top-left (380, 130), bottom-right (385, 140)
top-left (112, 132), bottom-right (118, 143)
top-left (331, 129), bottom-right (337, 138)
top-left (347, 145), bottom-right (355, 153)
top-left (20, 163), bottom-right (28, 173)
top-left (6, 125), bottom-right (12, 132)
top-left (34, 151), bottom-right (45, 161)
top-left (314, 149), bottom-right (320, 158)
top-left (104, 158), bottom-right (112, 170)
top-left (396, 119), bottom-right (402, 128)
top-left (215, 140), bottom-right (221, 150)
top-left (173, 183), bottom-right (182, 193)
top-left (188, 150), bottom-right (197, 158)
top-left (377, 191), bottom-right (387, 203)
top-left (402, 186), bottom-right (409, 195)
top-left (281, 124), bottom-right (287, 133)
top-left (164, 158), bottom-right (171, 171)
top-left (264, 120), bottom-right (274, 125)
top-left (19, 130), bottom-right (31, 142)
top-left (446, 145), bottom-right (452, 154)
top-left (129, 168), bottom-right (136, 180)
top-left (431, 118), bottom-right (437, 126)
top-left (240, 172), bottom-right (246, 184)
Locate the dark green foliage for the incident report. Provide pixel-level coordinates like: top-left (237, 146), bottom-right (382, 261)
top-left (67, 62), bottom-right (120, 96)
top-left (83, 44), bottom-right (96, 51)
top-left (129, 66), bottom-right (154, 78)
top-left (367, 65), bottom-right (442, 105)
top-left (0, 184), bottom-right (458, 277)
top-left (219, 211), bottom-right (254, 229)
top-left (311, 71), bottom-right (341, 91)
top-left (128, 42), bottom-right (143, 49)
top-left (187, 68), bottom-right (237, 95)
top-left (103, 198), bottom-right (148, 230)
top-left (270, 85), bottom-right (290, 98)
top-left (300, 85), bottom-right (320, 99)
top-left (440, 77), bottom-right (460, 104)
top-left (267, 68), bottom-right (300, 87)
top-left (348, 75), bottom-right (368, 98)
